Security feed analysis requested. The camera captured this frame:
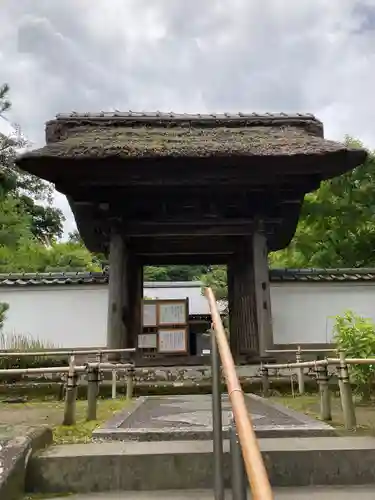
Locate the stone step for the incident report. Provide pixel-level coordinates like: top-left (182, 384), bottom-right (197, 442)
top-left (27, 437), bottom-right (375, 494)
top-left (40, 485), bottom-right (375, 499)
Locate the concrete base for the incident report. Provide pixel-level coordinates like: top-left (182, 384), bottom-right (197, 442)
top-left (93, 394), bottom-right (335, 442)
top-left (0, 426), bottom-right (52, 500)
top-left (27, 437), bottom-right (375, 494)
top-left (43, 485), bottom-right (375, 499)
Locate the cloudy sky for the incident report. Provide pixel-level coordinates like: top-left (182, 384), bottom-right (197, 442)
top-left (1, 0), bottom-right (375, 236)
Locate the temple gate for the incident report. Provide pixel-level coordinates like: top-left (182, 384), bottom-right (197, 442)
top-left (17, 112), bottom-right (366, 364)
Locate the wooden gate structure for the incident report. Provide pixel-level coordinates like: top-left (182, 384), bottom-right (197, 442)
top-left (17, 112), bottom-right (367, 363)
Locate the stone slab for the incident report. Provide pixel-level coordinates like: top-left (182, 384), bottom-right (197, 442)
top-left (27, 437), bottom-right (375, 493)
top-left (93, 394), bottom-right (334, 441)
top-left (41, 485), bottom-right (375, 499)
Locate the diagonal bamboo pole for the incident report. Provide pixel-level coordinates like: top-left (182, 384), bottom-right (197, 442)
top-left (205, 287), bottom-right (273, 500)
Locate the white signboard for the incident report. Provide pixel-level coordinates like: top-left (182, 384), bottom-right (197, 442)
top-left (138, 333), bottom-right (157, 349)
top-left (143, 303), bottom-right (157, 327)
top-left (159, 301), bottom-right (187, 326)
top-left (158, 328), bottom-right (187, 353)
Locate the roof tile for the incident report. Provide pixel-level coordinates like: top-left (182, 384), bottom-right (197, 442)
top-left (0, 269), bottom-right (375, 287)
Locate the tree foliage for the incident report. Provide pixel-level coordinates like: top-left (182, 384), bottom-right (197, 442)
top-left (0, 83), bottom-right (64, 243)
top-left (0, 83), bottom-right (99, 272)
top-left (272, 139), bottom-right (375, 269)
top-left (201, 266), bottom-right (227, 301)
top-left (144, 265), bottom-right (209, 282)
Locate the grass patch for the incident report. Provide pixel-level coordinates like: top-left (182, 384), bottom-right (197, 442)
top-left (271, 393), bottom-right (375, 436)
top-left (53, 398), bottom-right (128, 445)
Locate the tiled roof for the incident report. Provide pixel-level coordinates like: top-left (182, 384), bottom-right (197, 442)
top-left (270, 268), bottom-right (375, 282)
top-left (1, 269), bottom-right (375, 287)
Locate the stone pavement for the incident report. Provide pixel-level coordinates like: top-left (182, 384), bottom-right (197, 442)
top-left (93, 394), bottom-right (334, 441)
top-left (43, 485), bottom-right (375, 499)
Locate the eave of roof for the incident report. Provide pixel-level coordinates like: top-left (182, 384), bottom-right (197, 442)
top-left (16, 111), bottom-right (366, 164)
top-left (1, 269), bottom-right (375, 288)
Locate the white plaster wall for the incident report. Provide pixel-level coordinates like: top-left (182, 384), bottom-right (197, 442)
top-left (271, 282), bottom-right (375, 344)
top-left (0, 286), bottom-right (108, 348)
top-left (1, 281), bottom-right (375, 347)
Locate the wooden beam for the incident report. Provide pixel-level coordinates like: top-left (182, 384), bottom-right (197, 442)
top-left (128, 235), bottom-right (238, 256)
top-left (123, 220), bottom-right (281, 238)
top-left (65, 185), bottom-right (310, 207)
top-left (63, 157), bottom-right (324, 189)
top-left (140, 254), bottom-right (230, 265)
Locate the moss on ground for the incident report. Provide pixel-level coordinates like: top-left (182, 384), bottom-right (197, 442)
top-left (271, 393), bottom-right (375, 436)
top-left (53, 398), bottom-right (128, 444)
top-left (23, 494), bottom-right (72, 499)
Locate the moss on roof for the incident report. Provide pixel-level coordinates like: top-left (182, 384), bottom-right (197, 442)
top-left (20, 124), bottom-right (350, 160)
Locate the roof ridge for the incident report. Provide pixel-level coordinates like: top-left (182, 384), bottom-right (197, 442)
top-left (53, 111), bottom-right (319, 122)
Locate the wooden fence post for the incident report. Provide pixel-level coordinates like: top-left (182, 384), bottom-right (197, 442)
top-left (338, 350), bottom-right (356, 430)
top-left (63, 355), bottom-right (78, 426)
top-left (87, 366), bottom-right (100, 421)
top-left (261, 364), bottom-right (270, 397)
top-left (316, 363), bottom-right (332, 421)
top-left (126, 366), bottom-right (135, 400)
top-left (296, 346), bottom-right (305, 395)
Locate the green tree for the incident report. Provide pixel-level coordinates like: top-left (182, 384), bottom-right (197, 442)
top-left (0, 83), bottom-right (64, 242)
top-left (201, 265), bottom-right (227, 301)
top-left (271, 139), bottom-right (375, 268)
top-left (333, 310), bottom-right (375, 400)
top-left (144, 265), bottom-right (209, 282)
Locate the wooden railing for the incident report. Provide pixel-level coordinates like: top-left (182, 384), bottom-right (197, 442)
top-left (262, 350), bottom-right (375, 431)
top-left (205, 287), bottom-right (273, 500)
top-left (0, 349), bottom-right (136, 425)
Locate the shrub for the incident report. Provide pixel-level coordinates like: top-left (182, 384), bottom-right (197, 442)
top-left (0, 332), bottom-right (65, 370)
top-left (332, 309), bottom-right (375, 399)
top-left (0, 302), bottom-right (9, 329)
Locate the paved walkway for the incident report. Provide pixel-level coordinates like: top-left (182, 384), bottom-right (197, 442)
top-left (43, 485), bottom-right (375, 499)
top-left (93, 394), bottom-right (333, 441)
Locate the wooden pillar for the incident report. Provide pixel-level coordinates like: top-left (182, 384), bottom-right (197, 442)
top-left (252, 231), bottom-right (273, 358)
top-left (228, 231), bottom-right (273, 360)
top-left (227, 261), bottom-right (238, 357)
top-left (125, 255), bottom-right (143, 350)
top-left (229, 238), bottom-right (259, 357)
top-left (107, 231), bottom-right (128, 353)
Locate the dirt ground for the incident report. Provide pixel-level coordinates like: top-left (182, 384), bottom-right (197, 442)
top-left (0, 399), bottom-right (127, 443)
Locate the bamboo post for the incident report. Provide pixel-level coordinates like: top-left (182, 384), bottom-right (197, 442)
top-left (126, 366), bottom-right (135, 400)
top-left (111, 369), bottom-right (117, 399)
top-left (338, 350), bottom-right (356, 429)
top-left (229, 415), bottom-right (247, 500)
top-left (261, 364), bottom-right (270, 397)
top-left (316, 363), bottom-right (332, 421)
top-left (296, 346), bottom-right (305, 395)
top-left (211, 322), bottom-right (225, 500)
top-left (87, 366), bottom-right (100, 421)
top-left (63, 355), bottom-right (78, 426)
